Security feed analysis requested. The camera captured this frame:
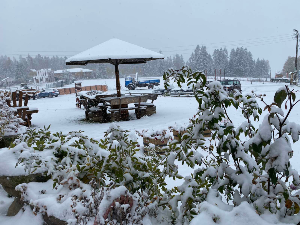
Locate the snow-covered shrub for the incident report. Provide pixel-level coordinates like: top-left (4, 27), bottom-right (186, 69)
top-left (163, 67), bottom-right (300, 223)
top-left (13, 124), bottom-right (170, 224)
top-left (0, 91), bottom-right (25, 138)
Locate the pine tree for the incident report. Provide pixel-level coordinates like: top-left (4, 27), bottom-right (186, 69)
top-left (172, 54), bottom-right (185, 70)
top-left (228, 48), bottom-right (236, 76)
top-left (213, 48), bottom-right (229, 76)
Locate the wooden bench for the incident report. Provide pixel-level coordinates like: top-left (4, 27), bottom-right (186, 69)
top-left (85, 105), bottom-right (109, 123)
top-left (134, 102), bottom-right (156, 119)
top-left (109, 107), bottom-right (138, 112)
top-left (7, 91), bottom-right (39, 127)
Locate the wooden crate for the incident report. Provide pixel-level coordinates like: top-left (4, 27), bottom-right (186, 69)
top-left (203, 129), bottom-right (211, 137)
top-left (173, 129), bottom-right (188, 141)
top-left (143, 137), bottom-right (168, 146)
top-left (70, 87), bottom-right (76, 94)
top-left (64, 88), bottom-right (71, 94)
top-left (143, 134), bottom-right (169, 155)
top-left (173, 129), bottom-right (211, 139)
top-left (58, 89), bottom-right (65, 95)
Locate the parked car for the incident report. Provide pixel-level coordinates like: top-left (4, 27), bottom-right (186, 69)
top-left (52, 89), bottom-right (60, 96)
top-left (37, 90), bottom-right (59, 98)
top-left (220, 79), bottom-right (241, 93)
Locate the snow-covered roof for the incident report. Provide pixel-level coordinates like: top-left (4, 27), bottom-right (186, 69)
top-left (54, 68), bottom-right (93, 74)
top-left (66, 38), bottom-right (164, 65)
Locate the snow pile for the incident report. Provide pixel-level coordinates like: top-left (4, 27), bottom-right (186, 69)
top-left (16, 179), bottom-right (92, 223)
top-left (0, 146), bottom-right (27, 176)
top-left (0, 185), bottom-right (14, 216)
top-left (0, 206), bottom-right (43, 225)
top-left (191, 200), bottom-right (294, 225)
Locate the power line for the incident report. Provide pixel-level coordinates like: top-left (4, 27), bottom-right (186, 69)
top-left (159, 36), bottom-right (294, 54)
top-left (148, 33), bottom-right (294, 50)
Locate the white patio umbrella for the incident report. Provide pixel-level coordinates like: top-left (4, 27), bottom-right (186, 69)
top-left (66, 39), bottom-right (164, 97)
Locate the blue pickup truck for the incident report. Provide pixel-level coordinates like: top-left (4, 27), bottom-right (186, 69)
top-left (125, 76), bottom-right (160, 90)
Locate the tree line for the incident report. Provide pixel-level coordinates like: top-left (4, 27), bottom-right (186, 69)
top-left (0, 46), bottom-right (270, 84)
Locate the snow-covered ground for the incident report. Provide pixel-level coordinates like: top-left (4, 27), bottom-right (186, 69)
top-left (1, 77), bottom-right (300, 224)
top-left (28, 79), bottom-right (198, 139)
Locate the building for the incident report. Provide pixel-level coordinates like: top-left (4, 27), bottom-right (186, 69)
top-left (54, 68), bottom-right (93, 80)
top-left (33, 69), bottom-right (54, 84)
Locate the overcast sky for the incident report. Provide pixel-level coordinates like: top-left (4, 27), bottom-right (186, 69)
top-left (1, 0), bottom-right (300, 74)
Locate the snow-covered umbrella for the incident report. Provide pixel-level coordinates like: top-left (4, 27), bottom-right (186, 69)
top-left (66, 39), bottom-right (164, 97)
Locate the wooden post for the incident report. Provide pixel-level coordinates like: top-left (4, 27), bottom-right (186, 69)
top-left (12, 92), bottom-right (17, 107)
top-left (137, 96), bottom-right (141, 119)
top-left (115, 62), bottom-right (121, 97)
top-left (19, 91), bottom-right (23, 107)
top-left (21, 108), bottom-right (26, 121)
top-left (119, 98), bottom-right (121, 121)
top-left (18, 109), bottom-right (22, 118)
top-left (24, 94), bottom-right (29, 106)
top-left (215, 69), bottom-right (216, 81)
top-left (27, 114), bottom-right (32, 127)
top-left (6, 99), bottom-right (11, 107)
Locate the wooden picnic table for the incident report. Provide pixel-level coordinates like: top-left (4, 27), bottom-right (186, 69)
top-left (84, 93), bottom-right (158, 122)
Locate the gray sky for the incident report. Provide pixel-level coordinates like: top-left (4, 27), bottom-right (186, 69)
top-left (1, 0), bottom-right (300, 74)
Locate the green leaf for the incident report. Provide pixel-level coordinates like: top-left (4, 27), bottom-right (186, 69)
top-left (268, 168), bottom-right (278, 184)
top-left (274, 89), bottom-right (287, 108)
top-left (291, 92), bottom-right (296, 102)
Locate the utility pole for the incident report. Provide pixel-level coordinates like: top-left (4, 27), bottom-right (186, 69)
top-left (294, 29), bottom-right (299, 71)
top-left (293, 29), bottom-right (299, 85)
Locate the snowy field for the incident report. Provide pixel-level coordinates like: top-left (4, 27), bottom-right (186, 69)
top-left (27, 77), bottom-right (198, 139)
top-left (1, 77), bottom-right (300, 224)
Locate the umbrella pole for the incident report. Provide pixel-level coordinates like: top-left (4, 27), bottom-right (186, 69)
top-left (115, 63), bottom-right (121, 97)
